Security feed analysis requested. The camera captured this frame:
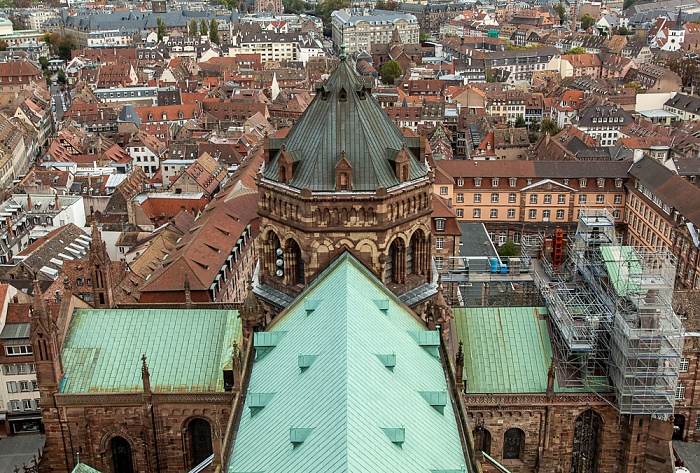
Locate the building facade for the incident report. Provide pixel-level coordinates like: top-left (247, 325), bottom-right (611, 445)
top-left (331, 9), bottom-right (420, 55)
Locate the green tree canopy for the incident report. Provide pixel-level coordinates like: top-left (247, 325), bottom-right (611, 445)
top-left (554, 2), bottom-right (567, 23)
top-left (38, 56), bottom-right (48, 69)
top-left (209, 19), bottom-right (220, 45)
top-left (0, 39), bottom-right (6, 52)
top-left (564, 46), bottom-right (587, 55)
top-left (498, 241), bottom-right (519, 257)
top-left (617, 26), bottom-right (631, 36)
top-left (380, 60), bottom-right (402, 85)
top-left (283, 0), bottom-right (308, 13)
top-left (668, 57), bottom-right (700, 88)
top-left (189, 19), bottom-right (199, 37)
top-left (200, 19), bottom-right (208, 36)
top-left (515, 115), bottom-right (526, 128)
top-left (623, 81), bottom-right (645, 93)
top-left (57, 70), bottom-right (66, 84)
top-left (56, 36), bottom-right (77, 61)
top-left (581, 13), bottom-right (596, 30)
top-left (541, 118), bottom-right (562, 136)
top-left (315, 0), bottom-right (350, 27)
top-left (157, 18), bottom-right (167, 42)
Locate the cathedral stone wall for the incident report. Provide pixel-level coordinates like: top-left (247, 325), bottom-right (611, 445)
top-left (466, 397), bottom-right (673, 473)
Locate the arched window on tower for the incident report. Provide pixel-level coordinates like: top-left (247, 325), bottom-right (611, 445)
top-left (269, 233), bottom-right (282, 278)
top-left (571, 409), bottom-right (602, 473)
top-left (110, 436), bottom-right (134, 473)
top-left (188, 419), bottom-right (213, 468)
top-left (385, 239), bottom-right (405, 284)
top-left (503, 428), bottom-right (524, 461)
top-left (286, 239), bottom-right (304, 285)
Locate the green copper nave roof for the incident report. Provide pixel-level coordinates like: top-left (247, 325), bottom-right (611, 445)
top-left (229, 253), bottom-right (468, 473)
top-left (454, 307), bottom-right (611, 394)
top-left (60, 308), bottom-right (241, 394)
top-left (262, 58), bottom-right (429, 191)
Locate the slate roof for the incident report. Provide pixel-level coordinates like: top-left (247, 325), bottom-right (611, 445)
top-left (262, 57), bottom-right (428, 191)
top-left (629, 156), bottom-right (700, 228)
top-left (229, 253), bottom-right (468, 472)
top-left (60, 308), bottom-right (240, 394)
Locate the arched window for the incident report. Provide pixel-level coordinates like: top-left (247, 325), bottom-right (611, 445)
top-left (286, 239), bottom-right (304, 285)
top-left (110, 436), bottom-right (133, 473)
top-left (269, 233), bottom-right (282, 278)
top-left (386, 239), bottom-right (405, 284)
top-left (571, 410), bottom-right (602, 473)
top-left (482, 429), bottom-right (492, 456)
top-left (189, 418), bottom-right (213, 468)
top-left (503, 428), bottom-right (524, 461)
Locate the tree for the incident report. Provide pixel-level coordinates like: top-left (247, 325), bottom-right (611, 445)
top-left (554, 2), bottom-right (567, 24)
top-left (541, 118), bottom-right (561, 136)
top-left (157, 18), bottom-right (167, 42)
top-left (38, 56), bottom-right (48, 70)
top-left (200, 19), bottom-right (208, 36)
top-left (623, 81), bottom-right (645, 93)
top-left (209, 19), bottom-right (220, 45)
top-left (515, 115), bottom-right (526, 128)
top-left (283, 0), bottom-right (308, 13)
top-left (581, 13), bottom-right (596, 30)
top-left (315, 0), bottom-right (350, 27)
top-left (189, 19), bottom-right (199, 37)
top-left (669, 57), bottom-right (700, 88)
top-left (56, 36), bottom-right (76, 61)
top-left (57, 70), bottom-right (66, 84)
top-left (564, 46), bottom-right (587, 55)
top-left (498, 241), bottom-right (519, 257)
top-left (617, 26), bottom-right (631, 36)
top-left (420, 32), bottom-right (431, 44)
top-left (0, 39), bottom-right (6, 52)
top-left (380, 60), bottom-right (402, 85)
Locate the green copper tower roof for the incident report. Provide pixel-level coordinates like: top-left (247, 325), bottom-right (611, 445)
top-left (60, 308), bottom-right (241, 394)
top-left (229, 253), bottom-right (468, 472)
top-left (262, 59), bottom-right (428, 191)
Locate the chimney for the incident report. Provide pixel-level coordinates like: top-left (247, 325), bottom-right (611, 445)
top-left (6, 217), bottom-right (12, 237)
top-left (26, 195), bottom-right (32, 211)
top-left (54, 194), bottom-right (60, 211)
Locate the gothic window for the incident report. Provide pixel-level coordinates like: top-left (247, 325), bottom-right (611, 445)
top-left (339, 173), bottom-right (348, 190)
top-left (111, 436), bottom-right (134, 473)
top-left (386, 240), bottom-right (396, 283)
top-left (189, 418), bottom-right (213, 468)
top-left (503, 428), bottom-right (524, 461)
top-left (570, 409), bottom-right (602, 473)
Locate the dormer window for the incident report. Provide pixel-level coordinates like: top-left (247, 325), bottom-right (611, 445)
top-left (509, 178), bottom-right (517, 187)
top-left (492, 178), bottom-right (499, 187)
top-left (580, 179), bottom-right (587, 187)
top-left (597, 178), bottom-right (605, 187)
top-left (474, 178), bottom-right (482, 187)
top-left (339, 87), bottom-right (347, 102)
top-left (435, 218), bottom-right (445, 231)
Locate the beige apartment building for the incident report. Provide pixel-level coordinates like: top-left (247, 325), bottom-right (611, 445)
top-left (626, 156), bottom-right (700, 290)
top-left (434, 160), bottom-right (629, 247)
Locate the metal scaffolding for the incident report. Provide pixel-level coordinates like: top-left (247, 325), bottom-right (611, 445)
top-left (535, 206), bottom-right (683, 415)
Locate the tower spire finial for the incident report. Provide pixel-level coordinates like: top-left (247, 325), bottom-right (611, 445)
top-left (339, 43), bottom-right (347, 61)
